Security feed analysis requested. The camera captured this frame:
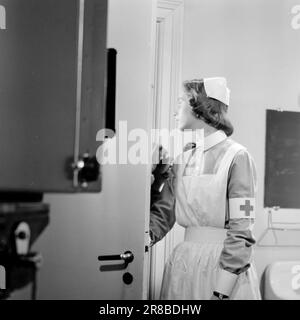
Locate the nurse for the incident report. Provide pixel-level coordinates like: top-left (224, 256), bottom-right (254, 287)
top-left (149, 77), bottom-right (261, 300)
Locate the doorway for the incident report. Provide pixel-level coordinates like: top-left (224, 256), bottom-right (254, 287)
top-left (148, 0), bottom-right (185, 300)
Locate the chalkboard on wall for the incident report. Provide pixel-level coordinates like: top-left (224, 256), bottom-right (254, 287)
top-left (264, 109), bottom-right (300, 208)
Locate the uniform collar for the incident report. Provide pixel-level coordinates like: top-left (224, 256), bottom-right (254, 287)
top-left (204, 130), bottom-right (227, 151)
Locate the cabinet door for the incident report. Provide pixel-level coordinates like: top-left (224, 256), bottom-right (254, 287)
top-left (0, 0), bottom-right (107, 192)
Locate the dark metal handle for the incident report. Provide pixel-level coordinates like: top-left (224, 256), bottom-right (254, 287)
top-left (98, 254), bottom-right (121, 261)
top-left (98, 251), bottom-right (134, 271)
top-left (69, 153), bottom-right (100, 188)
top-left (98, 251), bottom-right (134, 264)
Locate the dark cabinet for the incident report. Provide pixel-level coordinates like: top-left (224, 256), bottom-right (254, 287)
top-left (0, 0), bottom-right (108, 192)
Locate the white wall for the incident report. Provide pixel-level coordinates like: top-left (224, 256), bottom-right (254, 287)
top-left (182, 0), bottom-right (300, 281)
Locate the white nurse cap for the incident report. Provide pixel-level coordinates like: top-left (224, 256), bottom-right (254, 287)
top-left (203, 77), bottom-right (230, 106)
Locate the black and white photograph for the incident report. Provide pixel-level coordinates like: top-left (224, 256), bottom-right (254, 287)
top-left (0, 0), bottom-right (300, 308)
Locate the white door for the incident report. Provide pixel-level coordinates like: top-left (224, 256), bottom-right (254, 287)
top-left (11, 0), bottom-right (156, 300)
top-left (95, 0), bottom-right (156, 299)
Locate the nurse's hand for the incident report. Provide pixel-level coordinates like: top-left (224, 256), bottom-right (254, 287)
top-left (151, 145), bottom-right (172, 174)
top-left (151, 144), bottom-right (172, 191)
top-left (152, 145), bottom-right (172, 174)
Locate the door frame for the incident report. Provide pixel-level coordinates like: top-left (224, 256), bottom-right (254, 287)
top-left (147, 0), bottom-right (184, 300)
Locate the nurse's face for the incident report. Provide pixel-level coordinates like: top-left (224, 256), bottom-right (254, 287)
top-left (174, 93), bottom-right (198, 131)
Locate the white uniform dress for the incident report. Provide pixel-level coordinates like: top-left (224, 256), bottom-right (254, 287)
top-left (159, 130), bottom-right (261, 300)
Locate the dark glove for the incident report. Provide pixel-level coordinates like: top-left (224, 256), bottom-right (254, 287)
top-left (150, 145), bottom-right (176, 245)
top-left (151, 145), bottom-right (172, 192)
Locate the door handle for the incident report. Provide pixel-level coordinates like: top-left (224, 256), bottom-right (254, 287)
top-left (98, 251), bottom-right (134, 271)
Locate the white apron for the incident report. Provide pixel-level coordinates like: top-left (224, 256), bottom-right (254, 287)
top-left (160, 142), bottom-right (261, 300)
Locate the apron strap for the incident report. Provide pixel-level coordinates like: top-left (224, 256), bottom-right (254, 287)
top-left (216, 142), bottom-right (246, 176)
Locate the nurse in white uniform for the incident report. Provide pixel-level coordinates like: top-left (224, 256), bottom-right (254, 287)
top-left (150, 77), bottom-right (261, 300)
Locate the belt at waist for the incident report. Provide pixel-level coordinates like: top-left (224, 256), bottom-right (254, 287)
top-left (184, 226), bottom-right (227, 243)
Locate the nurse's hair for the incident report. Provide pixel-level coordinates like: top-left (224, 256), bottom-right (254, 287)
top-left (182, 79), bottom-right (234, 136)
